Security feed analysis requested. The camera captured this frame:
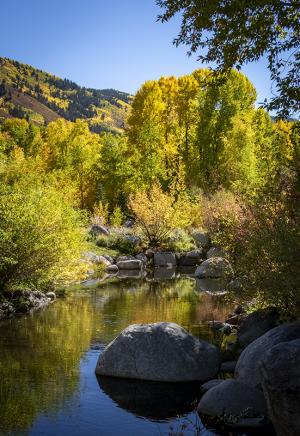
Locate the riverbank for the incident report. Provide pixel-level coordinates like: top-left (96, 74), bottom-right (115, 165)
top-left (0, 288), bottom-right (56, 321)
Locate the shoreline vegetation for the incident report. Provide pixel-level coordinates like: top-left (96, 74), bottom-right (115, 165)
top-left (0, 60), bottom-right (299, 319)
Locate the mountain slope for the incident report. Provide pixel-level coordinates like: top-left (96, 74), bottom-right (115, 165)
top-left (0, 57), bottom-right (132, 133)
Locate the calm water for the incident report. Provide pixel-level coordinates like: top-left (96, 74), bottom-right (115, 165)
top-left (0, 277), bottom-right (234, 436)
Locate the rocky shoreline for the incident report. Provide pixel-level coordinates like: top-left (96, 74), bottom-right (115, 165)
top-left (95, 316), bottom-right (300, 435)
top-left (0, 288), bottom-right (56, 321)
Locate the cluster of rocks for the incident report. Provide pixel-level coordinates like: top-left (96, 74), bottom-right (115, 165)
top-left (86, 230), bottom-right (240, 293)
top-left (95, 316), bottom-right (300, 435)
top-left (0, 288), bottom-right (56, 321)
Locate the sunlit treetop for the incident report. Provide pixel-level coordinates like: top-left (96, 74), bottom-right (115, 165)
top-left (157, 0), bottom-right (300, 118)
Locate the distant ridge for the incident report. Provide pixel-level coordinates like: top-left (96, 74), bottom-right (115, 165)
top-left (0, 57), bottom-right (132, 133)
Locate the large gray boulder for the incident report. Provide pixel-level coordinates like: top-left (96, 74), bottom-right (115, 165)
top-left (235, 322), bottom-right (300, 388)
top-left (178, 249), bottom-right (203, 266)
top-left (192, 231), bottom-right (210, 249)
top-left (197, 379), bottom-right (267, 418)
top-left (195, 257), bottom-right (234, 279)
top-left (95, 322), bottom-right (220, 382)
top-left (238, 307), bottom-right (280, 348)
top-left (154, 252), bottom-right (176, 268)
top-left (260, 339), bottom-right (300, 436)
top-left (116, 259), bottom-right (142, 270)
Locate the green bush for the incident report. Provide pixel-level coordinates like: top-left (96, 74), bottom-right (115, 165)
top-left (166, 229), bottom-right (196, 252)
top-left (0, 180), bottom-right (87, 290)
top-left (96, 232), bottom-right (138, 254)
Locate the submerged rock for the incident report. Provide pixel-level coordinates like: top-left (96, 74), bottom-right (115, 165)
top-left (260, 339), bottom-right (300, 436)
top-left (95, 322), bottom-right (220, 382)
top-left (195, 257), bottom-right (234, 279)
top-left (196, 277), bottom-right (228, 295)
top-left (235, 321), bottom-right (300, 388)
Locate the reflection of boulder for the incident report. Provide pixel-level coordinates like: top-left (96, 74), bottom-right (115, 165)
top-left (196, 278), bottom-right (228, 295)
top-left (153, 267), bottom-right (176, 280)
top-left (97, 375), bottom-right (200, 421)
top-left (117, 269), bottom-right (144, 279)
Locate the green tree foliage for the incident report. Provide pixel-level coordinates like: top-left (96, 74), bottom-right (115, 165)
top-left (157, 0), bottom-right (300, 117)
top-left (0, 169), bottom-right (86, 290)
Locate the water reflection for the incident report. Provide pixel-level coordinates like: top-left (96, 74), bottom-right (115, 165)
top-left (0, 277), bottom-right (233, 435)
top-left (97, 376), bottom-right (200, 421)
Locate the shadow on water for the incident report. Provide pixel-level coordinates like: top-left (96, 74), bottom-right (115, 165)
top-left (97, 376), bottom-right (200, 421)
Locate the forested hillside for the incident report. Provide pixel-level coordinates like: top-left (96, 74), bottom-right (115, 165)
top-left (0, 57), bottom-right (131, 133)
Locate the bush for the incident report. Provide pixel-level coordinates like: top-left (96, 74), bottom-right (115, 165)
top-left (96, 231), bottom-right (138, 254)
top-left (0, 180), bottom-right (86, 290)
top-left (166, 229), bottom-right (196, 252)
top-left (129, 182), bottom-right (193, 247)
top-left (110, 206), bottom-right (124, 227)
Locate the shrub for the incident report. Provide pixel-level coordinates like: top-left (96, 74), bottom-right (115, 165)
top-left (129, 182), bottom-right (193, 247)
top-left (110, 206), bottom-right (124, 227)
top-left (166, 229), bottom-right (196, 252)
top-left (96, 231), bottom-right (138, 254)
top-left (0, 180), bottom-right (86, 290)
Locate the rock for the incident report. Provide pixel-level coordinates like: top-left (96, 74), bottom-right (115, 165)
top-left (196, 277), bottom-right (228, 295)
top-left (84, 251), bottom-right (101, 263)
top-left (225, 314), bottom-right (241, 325)
top-left (46, 291), bottom-right (56, 301)
top-left (106, 264), bottom-right (118, 273)
top-left (95, 322), bottom-right (220, 382)
top-left (124, 234), bottom-right (141, 246)
top-left (260, 339), bottom-right (300, 436)
top-left (197, 379), bottom-right (267, 419)
top-left (207, 321), bottom-right (232, 335)
top-left (116, 259), bottom-right (142, 270)
top-left (220, 360), bottom-right (237, 373)
top-left (116, 255), bottom-right (136, 263)
top-left (135, 253), bottom-right (148, 265)
top-left (195, 257), bottom-right (234, 279)
top-left (153, 252), bottom-right (176, 268)
top-left (90, 224), bottom-right (109, 236)
top-left (192, 231), bottom-right (210, 249)
top-left (206, 246), bottom-right (224, 259)
top-left (98, 255), bottom-right (112, 267)
top-left (178, 249), bottom-right (204, 266)
top-left (200, 379), bottom-right (224, 393)
top-left (124, 218), bottom-right (134, 228)
top-left (237, 307), bottom-right (280, 348)
top-left (103, 254), bottom-right (114, 264)
top-left (235, 321), bottom-right (300, 388)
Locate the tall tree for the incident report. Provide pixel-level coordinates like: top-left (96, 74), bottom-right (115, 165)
top-left (157, 0), bottom-right (300, 117)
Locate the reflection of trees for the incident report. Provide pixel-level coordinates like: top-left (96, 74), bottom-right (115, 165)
top-left (92, 278), bottom-right (232, 344)
top-left (0, 298), bottom-right (93, 434)
top-left (0, 278), bottom-right (233, 434)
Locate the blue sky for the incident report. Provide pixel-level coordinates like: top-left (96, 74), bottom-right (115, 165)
top-left (1, 0), bottom-right (271, 104)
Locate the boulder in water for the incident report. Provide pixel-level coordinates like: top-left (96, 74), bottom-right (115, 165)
top-left (95, 322), bottom-right (220, 382)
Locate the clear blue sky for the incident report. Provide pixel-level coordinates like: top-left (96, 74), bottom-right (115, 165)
top-left (1, 0), bottom-right (272, 104)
